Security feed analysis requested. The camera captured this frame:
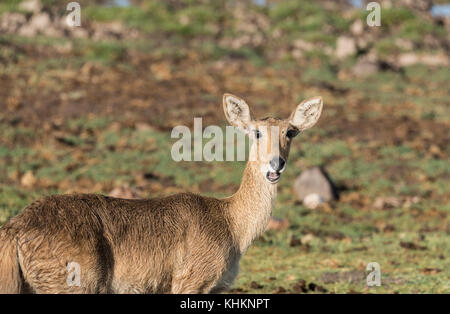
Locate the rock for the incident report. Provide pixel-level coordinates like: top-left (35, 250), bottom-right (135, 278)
top-left (397, 53), bottom-right (420, 67)
top-left (397, 53), bottom-right (449, 67)
top-left (294, 167), bottom-right (338, 208)
top-left (42, 26), bottom-right (64, 37)
top-left (350, 20), bottom-right (364, 36)
top-left (423, 35), bottom-right (440, 48)
top-left (292, 39), bottom-right (314, 51)
top-left (291, 49), bottom-right (304, 59)
top-left (19, 0), bottom-right (43, 13)
top-left (301, 233), bottom-right (315, 244)
top-left (291, 39), bottom-right (315, 59)
top-left (91, 21), bottom-right (126, 40)
top-left (352, 56), bottom-right (379, 77)
top-left (377, 0), bottom-right (432, 11)
top-left (336, 36), bottom-right (357, 59)
top-left (21, 171), bottom-right (36, 188)
top-left (19, 12), bottom-right (52, 36)
top-left (399, 0), bottom-right (432, 11)
top-left (402, 196), bottom-right (420, 208)
top-left (32, 12), bottom-right (51, 31)
top-left (373, 196), bottom-right (401, 209)
top-left (135, 122), bottom-right (155, 131)
top-left (303, 193), bottom-right (324, 209)
top-left (319, 270), bottom-right (365, 284)
top-left (420, 54), bottom-right (449, 67)
top-left (18, 23), bottom-right (37, 37)
top-left (395, 38), bottom-right (414, 51)
top-left (70, 27), bottom-right (89, 39)
top-left (377, 0), bottom-right (393, 9)
top-left (0, 13), bottom-right (26, 33)
top-left (54, 42), bottom-right (73, 54)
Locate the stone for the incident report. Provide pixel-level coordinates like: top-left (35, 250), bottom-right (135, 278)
top-left (18, 23), bottom-right (37, 36)
top-left (336, 36), bottom-right (357, 59)
top-left (293, 167), bottom-right (337, 207)
top-left (373, 196), bottom-right (401, 210)
top-left (19, 0), bottom-right (43, 13)
top-left (91, 21), bottom-right (126, 40)
top-left (420, 54), bottom-right (449, 67)
top-left (397, 53), bottom-right (420, 67)
top-left (70, 27), bottom-right (89, 39)
top-left (0, 13), bottom-right (26, 33)
top-left (42, 26), bottom-right (64, 37)
top-left (352, 57), bottom-right (379, 77)
top-left (21, 171), bottom-right (36, 188)
top-left (135, 122), bottom-right (155, 131)
top-left (395, 38), bottom-right (414, 50)
top-left (301, 234), bottom-right (315, 244)
top-left (21, 12), bottom-right (52, 36)
top-left (292, 39), bottom-right (314, 51)
top-left (397, 53), bottom-right (449, 67)
top-left (291, 49), bottom-right (304, 59)
top-left (303, 193), bottom-right (324, 209)
top-left (398, 0), bottom-right (432, 11)
top-left (350, 20), bottom-right (364, 36)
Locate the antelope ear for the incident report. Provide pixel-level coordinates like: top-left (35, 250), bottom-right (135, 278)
top-left (223, 93), bottom-right (253, 133)
top-left (289, 96), bottom-right (323, 130)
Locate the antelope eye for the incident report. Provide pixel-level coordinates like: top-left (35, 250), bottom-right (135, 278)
top-left (286, 129), bottom-right (299, 138)
top-left (254, 130), bottom-right (262, 139)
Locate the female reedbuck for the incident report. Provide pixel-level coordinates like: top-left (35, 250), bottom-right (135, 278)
top-left (0, 94), bottom-right (323, 294)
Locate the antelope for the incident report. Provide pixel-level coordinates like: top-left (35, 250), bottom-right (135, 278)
top-left (0, 94), bottom-right (323, 294)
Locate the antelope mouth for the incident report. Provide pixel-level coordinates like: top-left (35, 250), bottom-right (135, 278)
top-left (266, 171), bottom-right (281, 183)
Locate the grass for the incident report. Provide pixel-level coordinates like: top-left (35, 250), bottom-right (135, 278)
top-left (1, 112), bottom-right (448, 293)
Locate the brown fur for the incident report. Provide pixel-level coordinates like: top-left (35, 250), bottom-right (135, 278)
top-left (0, 94), bottom-right (322, 294)
top-left (0, 193), bottom-right (239, 293)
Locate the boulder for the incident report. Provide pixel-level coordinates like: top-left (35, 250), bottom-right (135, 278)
top-left (19, 0), bottom-right (43, 13)
top-left (397, 53), bottom-right (449, 67)
top-left (350, 20), bottom-right (364, 36)
top-left (29, 12), bottom-right (51, 31)
top-left (0, 13), bottom-right (26, 33)
top-left (293, 39), bottom-right (314, 51)
top-left (293, 167), bottom-right (338, 208)
top-left (19, 12), bottom-right (51, 36)
top-left (336, 36), bottom-right (357, 59)
top-left (21, 171), bottom-right (36, 188)
top-left (352, 56), bottom-right (379, 77)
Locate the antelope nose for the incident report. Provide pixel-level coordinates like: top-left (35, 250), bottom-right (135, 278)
top-left (270, 157), bottom-right (286, 172)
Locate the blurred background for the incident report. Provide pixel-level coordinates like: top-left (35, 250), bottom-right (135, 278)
top-left (0, 0), bottom-right (449, 293)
